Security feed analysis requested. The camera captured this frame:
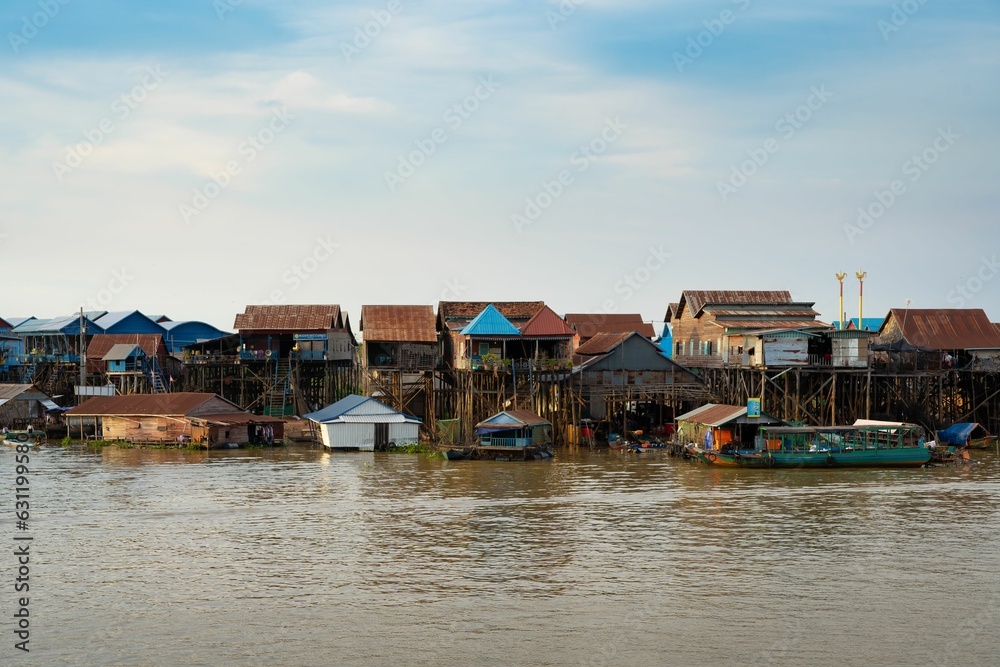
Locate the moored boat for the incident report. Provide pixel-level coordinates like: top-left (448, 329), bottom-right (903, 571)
top-left (3, 429), bottom-right (46, 447)
top-left (936, 422), bottom-right (994, 450)
top-left (692, 424), bottom-right (931, 468)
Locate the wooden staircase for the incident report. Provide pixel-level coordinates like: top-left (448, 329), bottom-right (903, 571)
top-left (266, 359), bottom-right (292, 417)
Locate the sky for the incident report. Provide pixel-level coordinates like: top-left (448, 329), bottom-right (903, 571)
top-left (2, 0), bottom-right (998, 334)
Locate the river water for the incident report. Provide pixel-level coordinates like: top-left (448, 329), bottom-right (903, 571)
top-left (8, 444), bottom-right (1000, 666)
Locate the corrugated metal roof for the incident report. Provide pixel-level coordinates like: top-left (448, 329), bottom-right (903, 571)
top-left (337, 414), bottom-right (421, 424)
top-left (5, 317), bottom-right (34, 328)
top-left (438, 301), bottom-right (544, 326)
top-left (13, 313), bottom-right (106, 335)
top-left (676, 403), bottom-right (782, 427)
top-left (305, 394), bottom-right (416, 423)
top-left (0, 384), bottom-right (36, 401)
top-left (66, 393), bottom-right (228, 416)
top-left (234, 305), bottom-right (342, 332)
top-left (521, 305), bottom-right (575, 337)
top-left (662, 303), bottom-right (680, 322)
top-left (883, 308), bottom-right (1000, 350)
top-left (360, 305), bottom-right (437, 343)
top-left (716, 320), bottom-right (831, 332)
top-left (0, 317), bottom-right (12, 330)
top-left (708, 307), bottom-right (821, 317)
top-left (102, 343), bottom-right (144, 361)
top-left (460, 305), bottom-right (521, 336)
top-left (681, 290), bottom-right (793, 318)
top-left (477, 409), bottom-right (550, 428)
top-left (573, 331), bottom-right (632, 356)
top-left (94, 310), bottom-right (165, 332)
top-left (564, 313), bottom-right (655, 340)
top-left (192, 413), bottom-right (285, 425)
top-left (86, 334), bottom-right (166, 373)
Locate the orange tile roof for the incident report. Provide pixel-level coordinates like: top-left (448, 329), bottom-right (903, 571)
top-left (564, 313), bottom-right (655, 340)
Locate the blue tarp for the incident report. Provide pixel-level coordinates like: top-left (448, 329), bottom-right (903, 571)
top-left (935, 423), bottom-right (989, 446)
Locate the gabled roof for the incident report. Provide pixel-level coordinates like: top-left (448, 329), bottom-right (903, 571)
top-left (832, 317), bottom-right (884, 332)
top-left (103, 343), bottom-right (145, 361)
top-left (0, 384), bottom-right (37, 401)
top-left (66, 393), bottom-right (241, 417)
top-left (460, 304), bottom-right (521, 336)
top-left (87, 334), bottom-right (166, 359)
top-left (304, 394), bottom-right (419, 424)
top-left (360, 305), bottom-right (437, 343)
top-left (5, 317), bottom-right (34, 328)
top-left (521, 305), bottom-right (575, 338)
top-left (438, 301), bottom-right (544, 329)
top-left (677, 290), bottom-right (793, 318)
top-left (13, 313), bottom-right (106, 335)
top-left (675, 403), bottom-right (782, 427)
top-left (662, 303), bottom-right (680, 322)
top-left (94, 310), bottom-right (166, 333)
top-left (234, 305), bottom-right (343, 332)
top-left (573, 331), bottom-right (633, 356)
top-left (476, 409), bottom-right (551, 428)
top-left (880, 308), bottom-right (1000, 350)
top-left (564, 313), bottom-right (655, 340)
top-left (0, 317), bottom-right (12, 330)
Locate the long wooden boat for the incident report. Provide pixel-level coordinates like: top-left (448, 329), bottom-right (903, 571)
top-left (692, 424), bottom-right (931, 468)
top-left (3, 430), bottom-right (46, 447)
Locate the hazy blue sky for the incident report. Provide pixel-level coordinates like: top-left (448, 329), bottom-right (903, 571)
top-left (2, 0), bottom-right (998, 332)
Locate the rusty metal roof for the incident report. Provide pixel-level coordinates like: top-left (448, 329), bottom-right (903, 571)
top-left (884, 308), bottom-right (1000, 350)
top-left (680, 290), bottom-right (794, 318)
top-left (192, 413), bottom-right (284, 425)
top-left (438, 301), bottom-right (544, 328)
top-left (564, 313), bottom-right (655, 340)
top-left (662, 303), bottom-right (680, 322)
top-left (521, 305), bottom-right (575, 337)
top-left (86, 334), bottom-right (167, 374)
top-left (676, 403), bottom-right (782, 426)
top-left (715, 320), bottom-right (831, 332)
top-left (66, 393), bottom-right (237, 416)
top-left (360, 305), bottom-right (437, 343)
top-left (573, 331), bottom-right (633, 356)
top-left (707, 307), bottom-right (821, 318)
top-left (234, 305), bottom-right (342, 332)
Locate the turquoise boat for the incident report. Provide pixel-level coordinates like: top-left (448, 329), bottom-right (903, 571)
top-left (693, 424), bottom-right (931, 468)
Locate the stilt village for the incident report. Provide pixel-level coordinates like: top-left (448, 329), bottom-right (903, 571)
top-left (2, 282), bottom-right (999, 457)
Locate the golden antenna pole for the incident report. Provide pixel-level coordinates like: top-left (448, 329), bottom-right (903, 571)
top-left (856, 270), bottom-right (868, 330)
top-left (836, 272), bottom-right (847, 330)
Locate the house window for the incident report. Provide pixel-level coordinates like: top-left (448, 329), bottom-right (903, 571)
top-left (479, 342), bottom-right (489, 356)
top-left (676, 341), bottom-right (682, 356)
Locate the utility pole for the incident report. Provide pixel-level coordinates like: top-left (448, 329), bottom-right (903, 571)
top-left (78, 307), bottom-right (87, 404)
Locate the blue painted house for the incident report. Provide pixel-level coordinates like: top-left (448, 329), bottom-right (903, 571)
top-left (162, 321), bottom-right (230, 355)
top-left (104, 343), bottom-right (147, 373)
top-left (456, 304), bottom-right (521, 369)
top-left (12, 312), bottom-right (106, 362)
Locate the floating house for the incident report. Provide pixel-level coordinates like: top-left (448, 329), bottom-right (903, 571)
top-left (12, 312), bottom-right (106, 362)
top-left (0, 384), bottom-right (58, 427)
top-left (64, 392), bottom-right (283, 446)
top-left (667, 290), bottom-right (831, 368)
top-left (234, 304), bottom-right (355, 364)
top-left (475, 409), bottom-right (552, 456)
top-left (360, 305), bottom-right (439, 370)
top-left (675, 403), bottom-right (783, 451)
top-left (305, 394), bottom-right (421, 451)
top-left (86, 333), bottom-right (174, 393)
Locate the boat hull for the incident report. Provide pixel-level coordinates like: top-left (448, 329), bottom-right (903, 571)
top-left (694, 447), bottom-right (931, 468)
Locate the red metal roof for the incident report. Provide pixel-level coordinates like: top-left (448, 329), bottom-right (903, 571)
top-left (573, 331), bottom-right (633, 356)
top-left (86, 334), bottom-right (166, 374)
top-left (680, 290), bottom-right (794, 318)
top-left (884, 309), bottom-right (1000, 350)
top-left (438, 301), bottom-right (544, 327)
top-left (564, 313), bottom-right (655, 340)
top-left (66, 393), bottom-right (237, 416)
top-left (361, 305), bottom-right (437, 343)
top-left (234, 305), bottom-right (342, 332)
top-left (521, 305), bottom-right (575, 337)
top-left (676, 403), bottom-right (781, 426)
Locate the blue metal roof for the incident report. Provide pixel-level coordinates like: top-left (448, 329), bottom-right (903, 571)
top-left (304, 394), bottom-right (375, 422)
top-left (13, 314), bottom-right (106, 335)
top-left (832, 317), bottom-right (884, 332)
top-left (95, 311), bottom-right (167, 335)
top-left (460, 304), bottom-right (521, 336)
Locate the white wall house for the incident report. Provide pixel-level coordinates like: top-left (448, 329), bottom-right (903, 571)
top-left (305, 394), bottom-right (421, 451)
